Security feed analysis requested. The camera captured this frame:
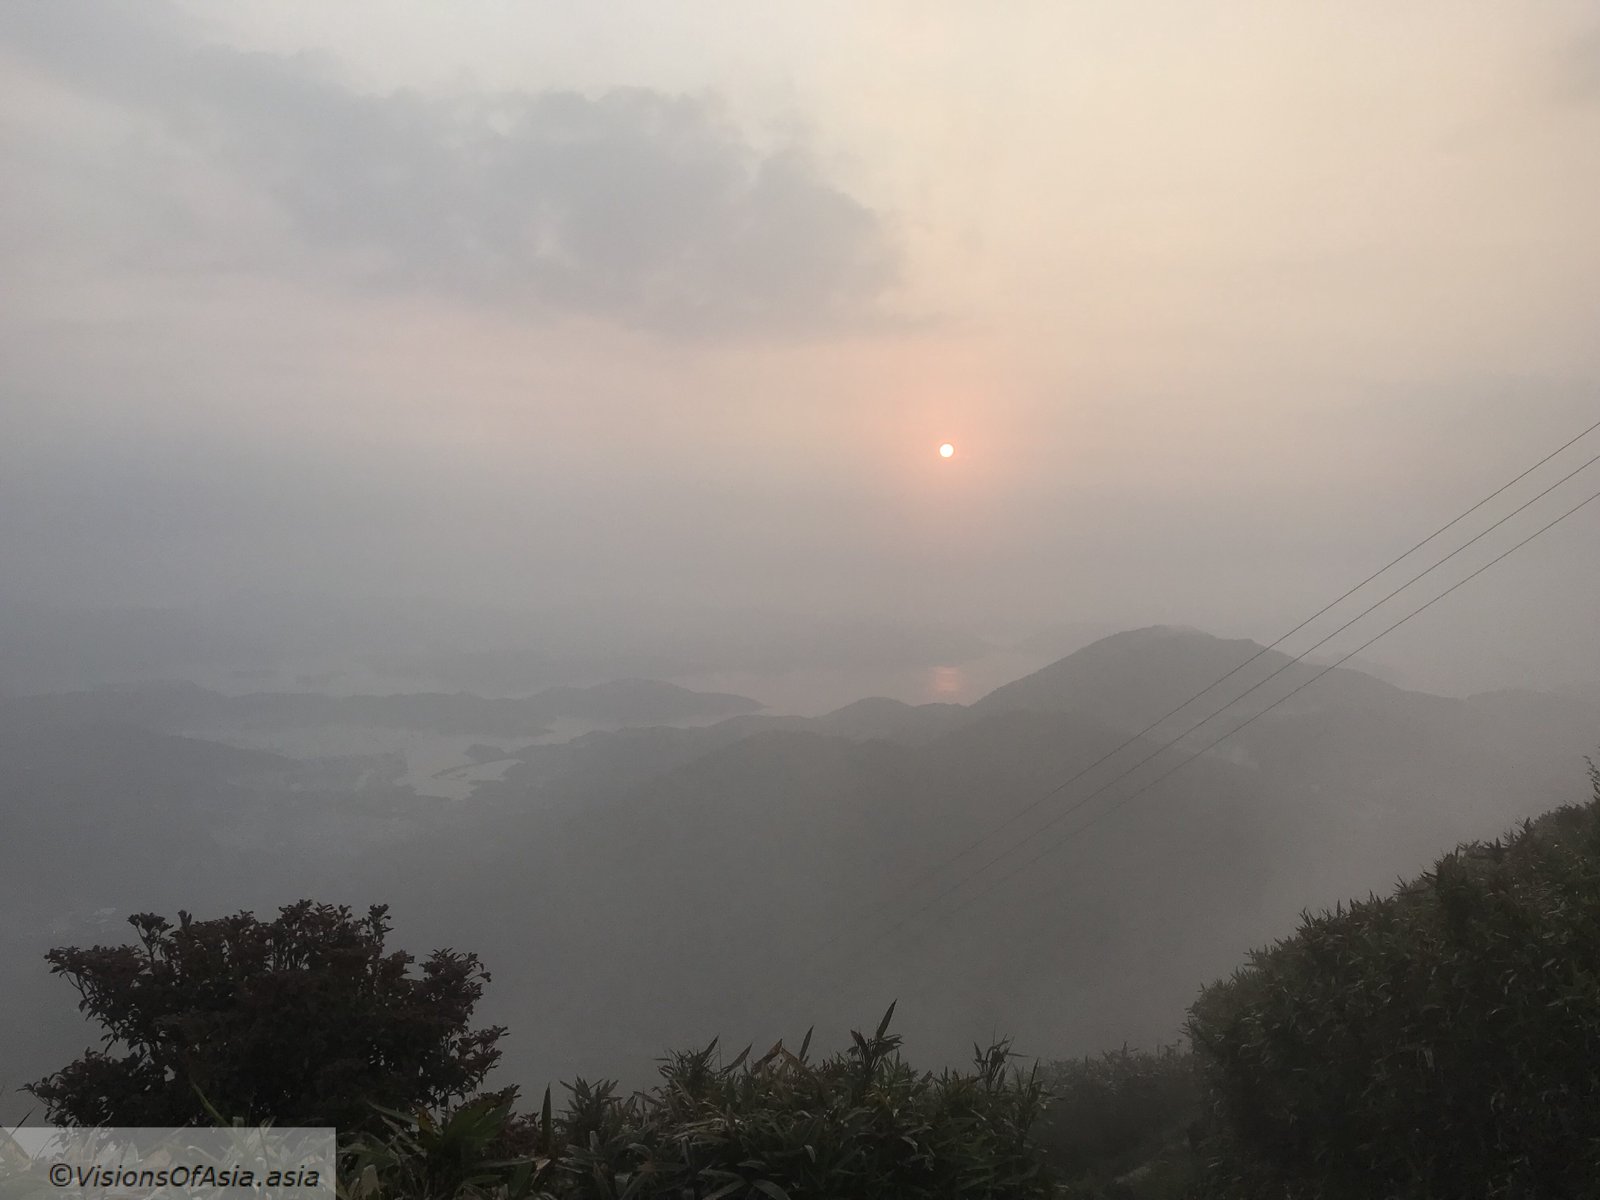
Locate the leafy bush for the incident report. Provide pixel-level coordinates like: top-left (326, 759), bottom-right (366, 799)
top-left (1034, 1046), bottom-right (1199, 1198)
top-left (340, 1004), bottom-right (1057, 1200)
top-left (341, 1091), bottom-right (558, 1200)
top-left (1186, 761), bottom-right (1600, 1199)
top-left (557, 1002), bottom-right (1053, 1199)
top-left (28, 901), bottom-right (504, 1134)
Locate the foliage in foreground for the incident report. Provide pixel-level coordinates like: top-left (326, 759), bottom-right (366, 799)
top-left (341, 1003), bottom-right (1057, 1200)
top-left (34, 759), bottom-right (1600, 1197)
top-left (340, 1091), bottom-right (553, 1200)
top-left (1186, 761), bottom-right (1600, 1199)
top-left (26, 901), bottom-right (504, 1134)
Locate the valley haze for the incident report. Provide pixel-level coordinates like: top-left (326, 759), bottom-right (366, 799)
top-left (4, 625), bottom-right (1598, 1122)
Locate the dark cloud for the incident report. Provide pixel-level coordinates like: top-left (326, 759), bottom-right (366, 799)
top-left (0, 4), bottom-right (899, 337)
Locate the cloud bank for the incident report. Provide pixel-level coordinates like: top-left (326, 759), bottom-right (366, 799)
top-left (0, 3), bottom-right (899, 337)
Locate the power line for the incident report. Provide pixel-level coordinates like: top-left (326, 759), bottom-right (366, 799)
top-left (797, 442), bottom-right (1600, 978)
top-left (938, 480), bottom-right (1600, 932)
top-left (770, 480), bottom-right (1600, 1029)
top-left (775, 416), bottom-right (1600, 970)
top-left (867, 446), bottom-right (1600, 931)
top-left (748, 433), bottom-right (1600, 1032)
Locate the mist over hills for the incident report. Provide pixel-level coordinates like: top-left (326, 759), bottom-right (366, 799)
top-left (3, 624), bottom-right (1597, 1122)
top-left (0, 598), bottom-right (993, 697)
top-left (413, 626), bottom-right (1596, 1087)
top-left (1, 677), bottom-right (761, 741)
top-left (975, 625), bottom-right (1410, 725)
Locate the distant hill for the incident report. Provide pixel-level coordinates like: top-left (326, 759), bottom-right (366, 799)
top-left (974, 625), bottom-right (1413, 732)
top-left (476, 695), bottom-right (969, 804)
top-left (525, 679), bottom-right (763, 725)
top-left (808, 696), bottom-right (969, 743)
top-left (1467, 687), bottom-right (1600, 737)
top-left (0, 714), bottom-right (292, 791)
top-left (1, 678), bottom-right (762, 741)
top-left (0, 713), bottom-right (435, 919)
top-left (5, 624), bottom-right (1597, 1121)
top-left (371, 627), bottom-right (1600, 1093)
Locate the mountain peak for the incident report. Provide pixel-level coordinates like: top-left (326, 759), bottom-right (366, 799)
top-left (973, 625), bottom-right (1400, 734)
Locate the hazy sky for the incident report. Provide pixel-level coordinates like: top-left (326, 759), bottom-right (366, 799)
top-left (4, 3), bottom-right (1600, 688)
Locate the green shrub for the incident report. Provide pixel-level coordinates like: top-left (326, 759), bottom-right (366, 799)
top-left (340, 1004), bottom-right (1058, 1200)
top-left (28, 902), bottom-right (504, 1135)
top-left (1186, 761), bottom-right (1600, 1199)
top-left (554, 1002), bottom-right (1053, 1199)
top-left (340, 1090), bottom-right (558, 1200)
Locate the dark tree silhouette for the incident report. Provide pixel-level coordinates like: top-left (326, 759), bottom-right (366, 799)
top-left (27, 901), bottom-right (504, 1133)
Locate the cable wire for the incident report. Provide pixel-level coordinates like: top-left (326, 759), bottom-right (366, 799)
top-left (879, 481), bottom-right (1600, 949)
top-left (803, 443), bottom-right (1600, 971)
top-left (750, 434), bottom-right (1600, 1031)
top-left (783, 416), bottom-right (1600, 966)
top-left (768, 481), bottom-right (1600, 1030)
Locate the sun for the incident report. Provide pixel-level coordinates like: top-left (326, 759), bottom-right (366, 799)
top-left (938, 442), bottom-right (955, 459)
